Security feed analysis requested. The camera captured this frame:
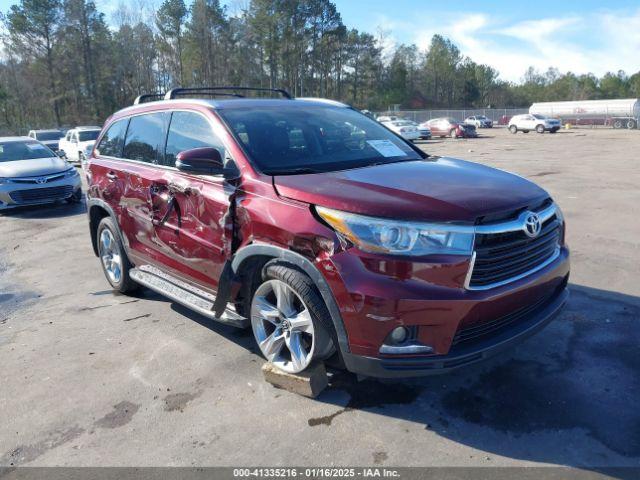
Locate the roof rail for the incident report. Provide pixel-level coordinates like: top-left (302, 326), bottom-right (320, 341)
top-left (164, 86), bottom-right (293, 100)
top-left (133, 93), bottom-right (165, 105)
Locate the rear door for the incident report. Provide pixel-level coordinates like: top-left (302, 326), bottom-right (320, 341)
top-left (116, 111), bottom-right (171, 266)
top-left (148, 110), bottom-right (235, 290)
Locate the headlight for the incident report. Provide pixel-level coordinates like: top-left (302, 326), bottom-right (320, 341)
top-left (316, 206), bottom-right (475, 256)
top-left (64, 168), bottom-right (78, 178)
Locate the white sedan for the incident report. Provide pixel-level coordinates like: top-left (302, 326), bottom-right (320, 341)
top-left (381, 120), bottom-right (421, 141)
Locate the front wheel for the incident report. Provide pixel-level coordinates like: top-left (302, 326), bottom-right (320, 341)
top-left (536, 124), bottom-right (545, 133)
top-left (250, 263), bottom-right (335, 374)
top-left (509, 125), bottom-right (518, 134)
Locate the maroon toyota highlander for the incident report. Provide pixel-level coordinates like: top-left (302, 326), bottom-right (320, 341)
top-left (86, 87), bottom-right (569, 377)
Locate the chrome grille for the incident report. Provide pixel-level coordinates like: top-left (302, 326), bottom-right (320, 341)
top-left (10, 185), bottom-right (74, 204)
top-left (468, 204), bottom-right (561, 289)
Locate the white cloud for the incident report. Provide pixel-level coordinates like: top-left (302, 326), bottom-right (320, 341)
top-left (407, 9), bottom-right (640, 82)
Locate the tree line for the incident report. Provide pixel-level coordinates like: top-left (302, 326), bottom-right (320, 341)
top-left (1, 0), bottom-right (639, 133)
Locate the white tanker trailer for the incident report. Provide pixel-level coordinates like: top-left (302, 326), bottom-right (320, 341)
top-left (530, 98), bottom-right (639, 129)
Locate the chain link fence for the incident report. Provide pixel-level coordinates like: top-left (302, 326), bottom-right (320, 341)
top-left (375, 108), bottom-right (529, 124)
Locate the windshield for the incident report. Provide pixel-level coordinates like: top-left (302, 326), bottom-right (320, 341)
top-left (35, 131), bottom-right (63, 141)
top-left (78, 130), bottom-right (100, 141)
top-left (0, 141), bottom-right (56, 162)
top-left (532, 114), bottom-right (547, 120)
top-left (218, 105), bottom-right (422, 175)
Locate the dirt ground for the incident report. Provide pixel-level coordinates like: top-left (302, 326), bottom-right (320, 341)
top-left (0, 126), bottom-right (639, 470)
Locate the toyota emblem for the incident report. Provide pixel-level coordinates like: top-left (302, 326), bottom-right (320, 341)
top-left (35, 177), bottom-right (48, 184)
top-left (524, 212), bottom-right (541, 238)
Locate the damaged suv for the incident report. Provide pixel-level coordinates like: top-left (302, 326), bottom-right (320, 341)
top-left (86, 87), bottom-right (569, 377)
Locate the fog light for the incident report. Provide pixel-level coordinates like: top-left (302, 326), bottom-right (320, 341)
top-left (390, 326), bottom-right (408, 345)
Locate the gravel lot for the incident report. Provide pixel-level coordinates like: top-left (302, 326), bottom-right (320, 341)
top-left (1, 127), bottom-right (639, 469)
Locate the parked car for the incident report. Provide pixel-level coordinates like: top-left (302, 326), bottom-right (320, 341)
top-left (381, 120), bottom-right (421, 141)
top-left (0, 137), bottom-right (82, 210)
top-left (59, 126), bottom-right (102, 163)
top-left (509, 114), bottom-right (561, 134)
top-left (376, 115), bottom-right (398, 123)
top-left (415, 122), bottom-right (432, 139)
top-left (498, 115), bottom-right (512, 126)
top-left (27, 129), bottom-right (65, 151)
top-left (426, 117), bottom-right (477, 138)
top-left (465, 115), bottom-right (493, 128)
top-left (86, 87), bottom-right (569, 378)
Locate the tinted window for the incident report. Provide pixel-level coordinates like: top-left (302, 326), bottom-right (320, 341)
top-left (0, 141), bottom-right (56, 162)
top-left (218, 105), bottom-right (421, 175)
top-left (123, 113), bottom-right (167, 164)
top-left (164, 111), bottom-right (223, 166)
top-left (78, 130), bottom-right (100, 142)
top-left (96, 119), bottom-right (128, 157)
top-left (35, 131), bottom-right (63, 141)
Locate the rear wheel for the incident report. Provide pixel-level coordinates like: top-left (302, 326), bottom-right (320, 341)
top-left (613, 119), bottom-right (623, 129)
top-left (250, 263), bottom-right (334, 374)
top-left (509, 125), bottom-right (518, 134)
top-left (627, 119), bottom-right (636, 129)
top-left (536, 124), bottom-right (545, 134)
top-left (97, 217), bottom-right (138, 294)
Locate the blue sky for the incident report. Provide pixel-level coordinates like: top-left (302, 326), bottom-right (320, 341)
top-left (1, 0), bottom-right (638, 82)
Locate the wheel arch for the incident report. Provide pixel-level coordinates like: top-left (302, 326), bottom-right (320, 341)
top-left (88, 199), bottom-right (124, 258)
top-left (229, 244), bottom-right (351, 355)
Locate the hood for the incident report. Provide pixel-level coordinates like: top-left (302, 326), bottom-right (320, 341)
top-left (273, 157), bottom-right (548, 223)
top-left (0, 156), bottom-right (70, 178)
top-left (42, 140), bottom-right (60, 147)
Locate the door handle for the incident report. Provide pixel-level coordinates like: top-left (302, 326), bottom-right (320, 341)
top-left (106, 171), bottom-right (118, 182)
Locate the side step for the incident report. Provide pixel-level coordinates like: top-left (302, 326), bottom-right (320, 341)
top-left (129, 265), bottom-right (248, 328)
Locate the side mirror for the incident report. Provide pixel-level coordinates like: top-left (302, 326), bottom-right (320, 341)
top-left (175, 147), bottom-right (224, 175)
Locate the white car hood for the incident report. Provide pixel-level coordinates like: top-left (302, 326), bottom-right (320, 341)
top-left (0, 157), bottom-right (70, 178)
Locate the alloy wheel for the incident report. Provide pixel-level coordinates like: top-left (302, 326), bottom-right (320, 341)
top-left (251, 279), bottom-right (316, 373)
top-left (99, 228), bottom-right (122, 284)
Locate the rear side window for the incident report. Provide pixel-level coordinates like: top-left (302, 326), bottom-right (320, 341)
top-left (96, 119), bottom-right (128, 158)
top-left (164, 111), bottom-right (224, 166)
top-left (123, 113), bottom-right (168, 164)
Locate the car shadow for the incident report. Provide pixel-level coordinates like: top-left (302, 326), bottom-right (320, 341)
top-left (0, 198), bottom-right (87, 219)
top-left (309, 284), bottom-right (640, 470)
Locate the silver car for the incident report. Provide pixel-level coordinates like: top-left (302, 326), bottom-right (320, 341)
top-left (0, 137), bottom-right (82, 211)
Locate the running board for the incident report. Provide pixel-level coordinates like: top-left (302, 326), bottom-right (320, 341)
top-left (129, 265), bottom-right (248, 328)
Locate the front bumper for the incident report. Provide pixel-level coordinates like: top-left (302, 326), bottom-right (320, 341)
top-left (342, 286), bottom-right (568, 377)
top-left (0, 173), bottom-right (82, 210)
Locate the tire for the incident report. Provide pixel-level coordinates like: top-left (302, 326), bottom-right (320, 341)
top-left (550, 128), bottom-right (558, 134)
top-left (96, 217), bottom-right (138, 294)
top-left (249, 262), bottom-right (335, 373)
top-left (626, 119), bottom-right (636, 129)
top-left (509, 125), bottom-right (517, 134)
top-left (613, 120), bottom-right (623, 129)
top-left (536, 124), bottom-right (545, 134)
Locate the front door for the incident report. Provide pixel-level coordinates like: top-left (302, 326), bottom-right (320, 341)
top-left (148, 110), bottom-right (236, 291)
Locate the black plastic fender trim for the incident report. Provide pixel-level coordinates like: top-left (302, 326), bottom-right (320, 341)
top-left (229, 244), bottom-right (351, 354)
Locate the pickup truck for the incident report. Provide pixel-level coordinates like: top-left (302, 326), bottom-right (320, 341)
top-left (59, 126), bottom-right (101, 163)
